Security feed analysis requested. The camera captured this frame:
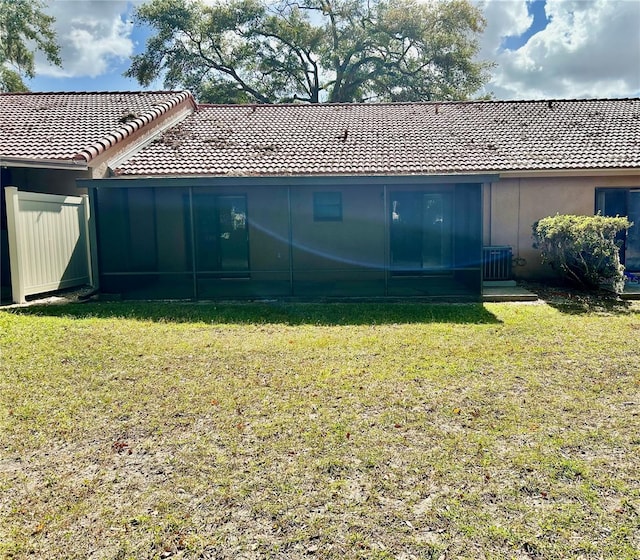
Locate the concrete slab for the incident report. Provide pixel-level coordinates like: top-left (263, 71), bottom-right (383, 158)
top-left (620, 283), bottom-right (640, 300)
top-left (482, 284), bottom-right (538, 302)
top-left (483, 280), bottom-right (517, 288)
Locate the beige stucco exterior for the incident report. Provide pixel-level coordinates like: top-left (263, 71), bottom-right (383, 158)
top-left (485, 172), bottom-right (640, 279)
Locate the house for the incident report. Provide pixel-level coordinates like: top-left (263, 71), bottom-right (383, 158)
top-left (77, 98), bottom-right (640, 301)
top-left (0, 91), bottom-right (196, 301)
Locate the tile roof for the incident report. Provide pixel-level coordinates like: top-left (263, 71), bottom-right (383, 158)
top-left (115, 98), bottom-right (640, 177)
top-left (0, 91), bottom-right (195, 163)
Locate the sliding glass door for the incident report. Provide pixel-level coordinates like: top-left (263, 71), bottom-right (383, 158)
top-left (597, 188), bottom-right (640, 271)
top-left (194, 194), bottom-right (249, 277)
top-left (390, 192), bottom-right (453, 273)
top-left (627, 191), bottom-right (640, 270)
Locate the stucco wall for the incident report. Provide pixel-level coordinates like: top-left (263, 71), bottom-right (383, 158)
top-left (485, 174), bottom-right (640, 279)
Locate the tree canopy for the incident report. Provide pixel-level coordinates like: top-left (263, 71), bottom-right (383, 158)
top-left (126, 0), bottom-right (493, 104)
top-left (0, 0), bottom-right (61, 92)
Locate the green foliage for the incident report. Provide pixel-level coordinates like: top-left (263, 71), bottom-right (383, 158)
top-left (126, 0), bottom-right (493, 103)
top-left (0, 0), bottom-right (61, 92)
top-left (532, 214), bottom-right (632, 292)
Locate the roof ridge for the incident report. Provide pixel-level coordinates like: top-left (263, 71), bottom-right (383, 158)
top-left (196, 97), bottom-right (640, 109)
top-left (74, 91), bottom-right (196, 162)
top-left (0, 90), bottom-right (190, 97)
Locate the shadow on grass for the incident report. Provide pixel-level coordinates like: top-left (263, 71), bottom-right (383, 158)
top-left (523, 282), bottom-right (640, 316)
top-left (544, 299), bottom-right (639, 316)
top-left (6, 300), bottom-right (502, 326)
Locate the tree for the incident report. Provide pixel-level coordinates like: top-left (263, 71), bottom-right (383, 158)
top-left (532, 214), bottom-right (632, 293)
top-left (0, 0), bottom-right (61, 92)
top-left (126, 0), bottom-right (492, 104)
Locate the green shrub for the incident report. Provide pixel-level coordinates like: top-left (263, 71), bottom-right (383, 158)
top-left (532, 214), bottom-right (632, 292)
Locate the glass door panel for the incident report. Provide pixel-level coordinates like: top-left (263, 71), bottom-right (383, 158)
top-left (390, 192), bottom-right (453, 273)
top-left (422, 193), bottom-right (452, 268)
top-left (626, 191), bottom-right (640, 271)
top-left (390, 192), bottom-right (422, 270)
top-left (597, 189), bottom-right (640, 271)
top-left (217, 196), bottom-right (248, 272)
top-left (194, 194), bottom-right (249, 275)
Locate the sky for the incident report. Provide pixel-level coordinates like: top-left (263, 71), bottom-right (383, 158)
top-left (26, 0), bottom-right (640, 101)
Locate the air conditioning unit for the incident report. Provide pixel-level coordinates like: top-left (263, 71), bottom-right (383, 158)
top-left (483, 246), bottom-right (513, 281)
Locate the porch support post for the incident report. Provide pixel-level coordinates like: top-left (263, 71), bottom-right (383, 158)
top-left (188, 187), bottom-right (198, 299)
top-left (383, 183), bottom-right (389, 297)
top-left (287, 186), bottom-right (294, 296)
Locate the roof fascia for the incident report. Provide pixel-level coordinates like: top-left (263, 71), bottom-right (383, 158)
top-left (498, 168), bottom-right (640, 179)
top-left (1, 156), bottom-right (88, 171)
top-left (79, 173), bottom-right (498, 189)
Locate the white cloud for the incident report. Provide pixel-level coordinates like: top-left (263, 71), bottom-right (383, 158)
top-left (478, 0), bottom-right (532, 55)
top-left (478, 0), bottom-right (640, 99)
top-left (35, 0), bottom-right (137, 78)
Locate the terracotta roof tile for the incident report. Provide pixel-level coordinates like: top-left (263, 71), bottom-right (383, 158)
top-left (0, 91), bottom-right (194, 163)
top-left (115, 99), bottom-right (640, 177)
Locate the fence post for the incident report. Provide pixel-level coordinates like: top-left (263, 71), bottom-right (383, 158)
top-left (4, 187), bottom-right (26, 303)
top-left (82, 194), bottom-right (95, 288)
top-left (86, 190), bottom-right (100, 290)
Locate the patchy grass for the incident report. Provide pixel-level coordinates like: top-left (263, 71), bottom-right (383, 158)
top-left (0, 301), bottom-right (639, 559)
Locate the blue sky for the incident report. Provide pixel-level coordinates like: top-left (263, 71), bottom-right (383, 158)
top-left (501, 0), bottom-right (548, 51)
top-left (26, 0), bottom-right (640, 100)
top-left (28, 1), bottom-right (153, 92)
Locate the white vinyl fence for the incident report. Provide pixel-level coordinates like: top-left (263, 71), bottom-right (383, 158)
top-left (4, 187), bottom-right (93, 303)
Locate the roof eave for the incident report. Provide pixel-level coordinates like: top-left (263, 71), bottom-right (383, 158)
top-left (109, 166), bottom-right (640, 181)
top-left (498, 167), bottom-right (640, 178)
top-left (79, 172), bottom-right (500, 189)
top-left (0, 156), bottom-right (89, 171)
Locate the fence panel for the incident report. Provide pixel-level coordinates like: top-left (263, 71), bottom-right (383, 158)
top-left (5, 187), bottom-right (92, 303)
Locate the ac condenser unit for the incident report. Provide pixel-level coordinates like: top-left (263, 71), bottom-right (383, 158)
top-left (482, 246), bottom-right (513, 281)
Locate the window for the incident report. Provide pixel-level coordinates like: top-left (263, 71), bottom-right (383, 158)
top-left (313, 192), bottom-right (342, 221)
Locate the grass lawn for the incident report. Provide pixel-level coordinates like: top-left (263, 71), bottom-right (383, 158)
top-left (0, 299), bottom-right (639, 559)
